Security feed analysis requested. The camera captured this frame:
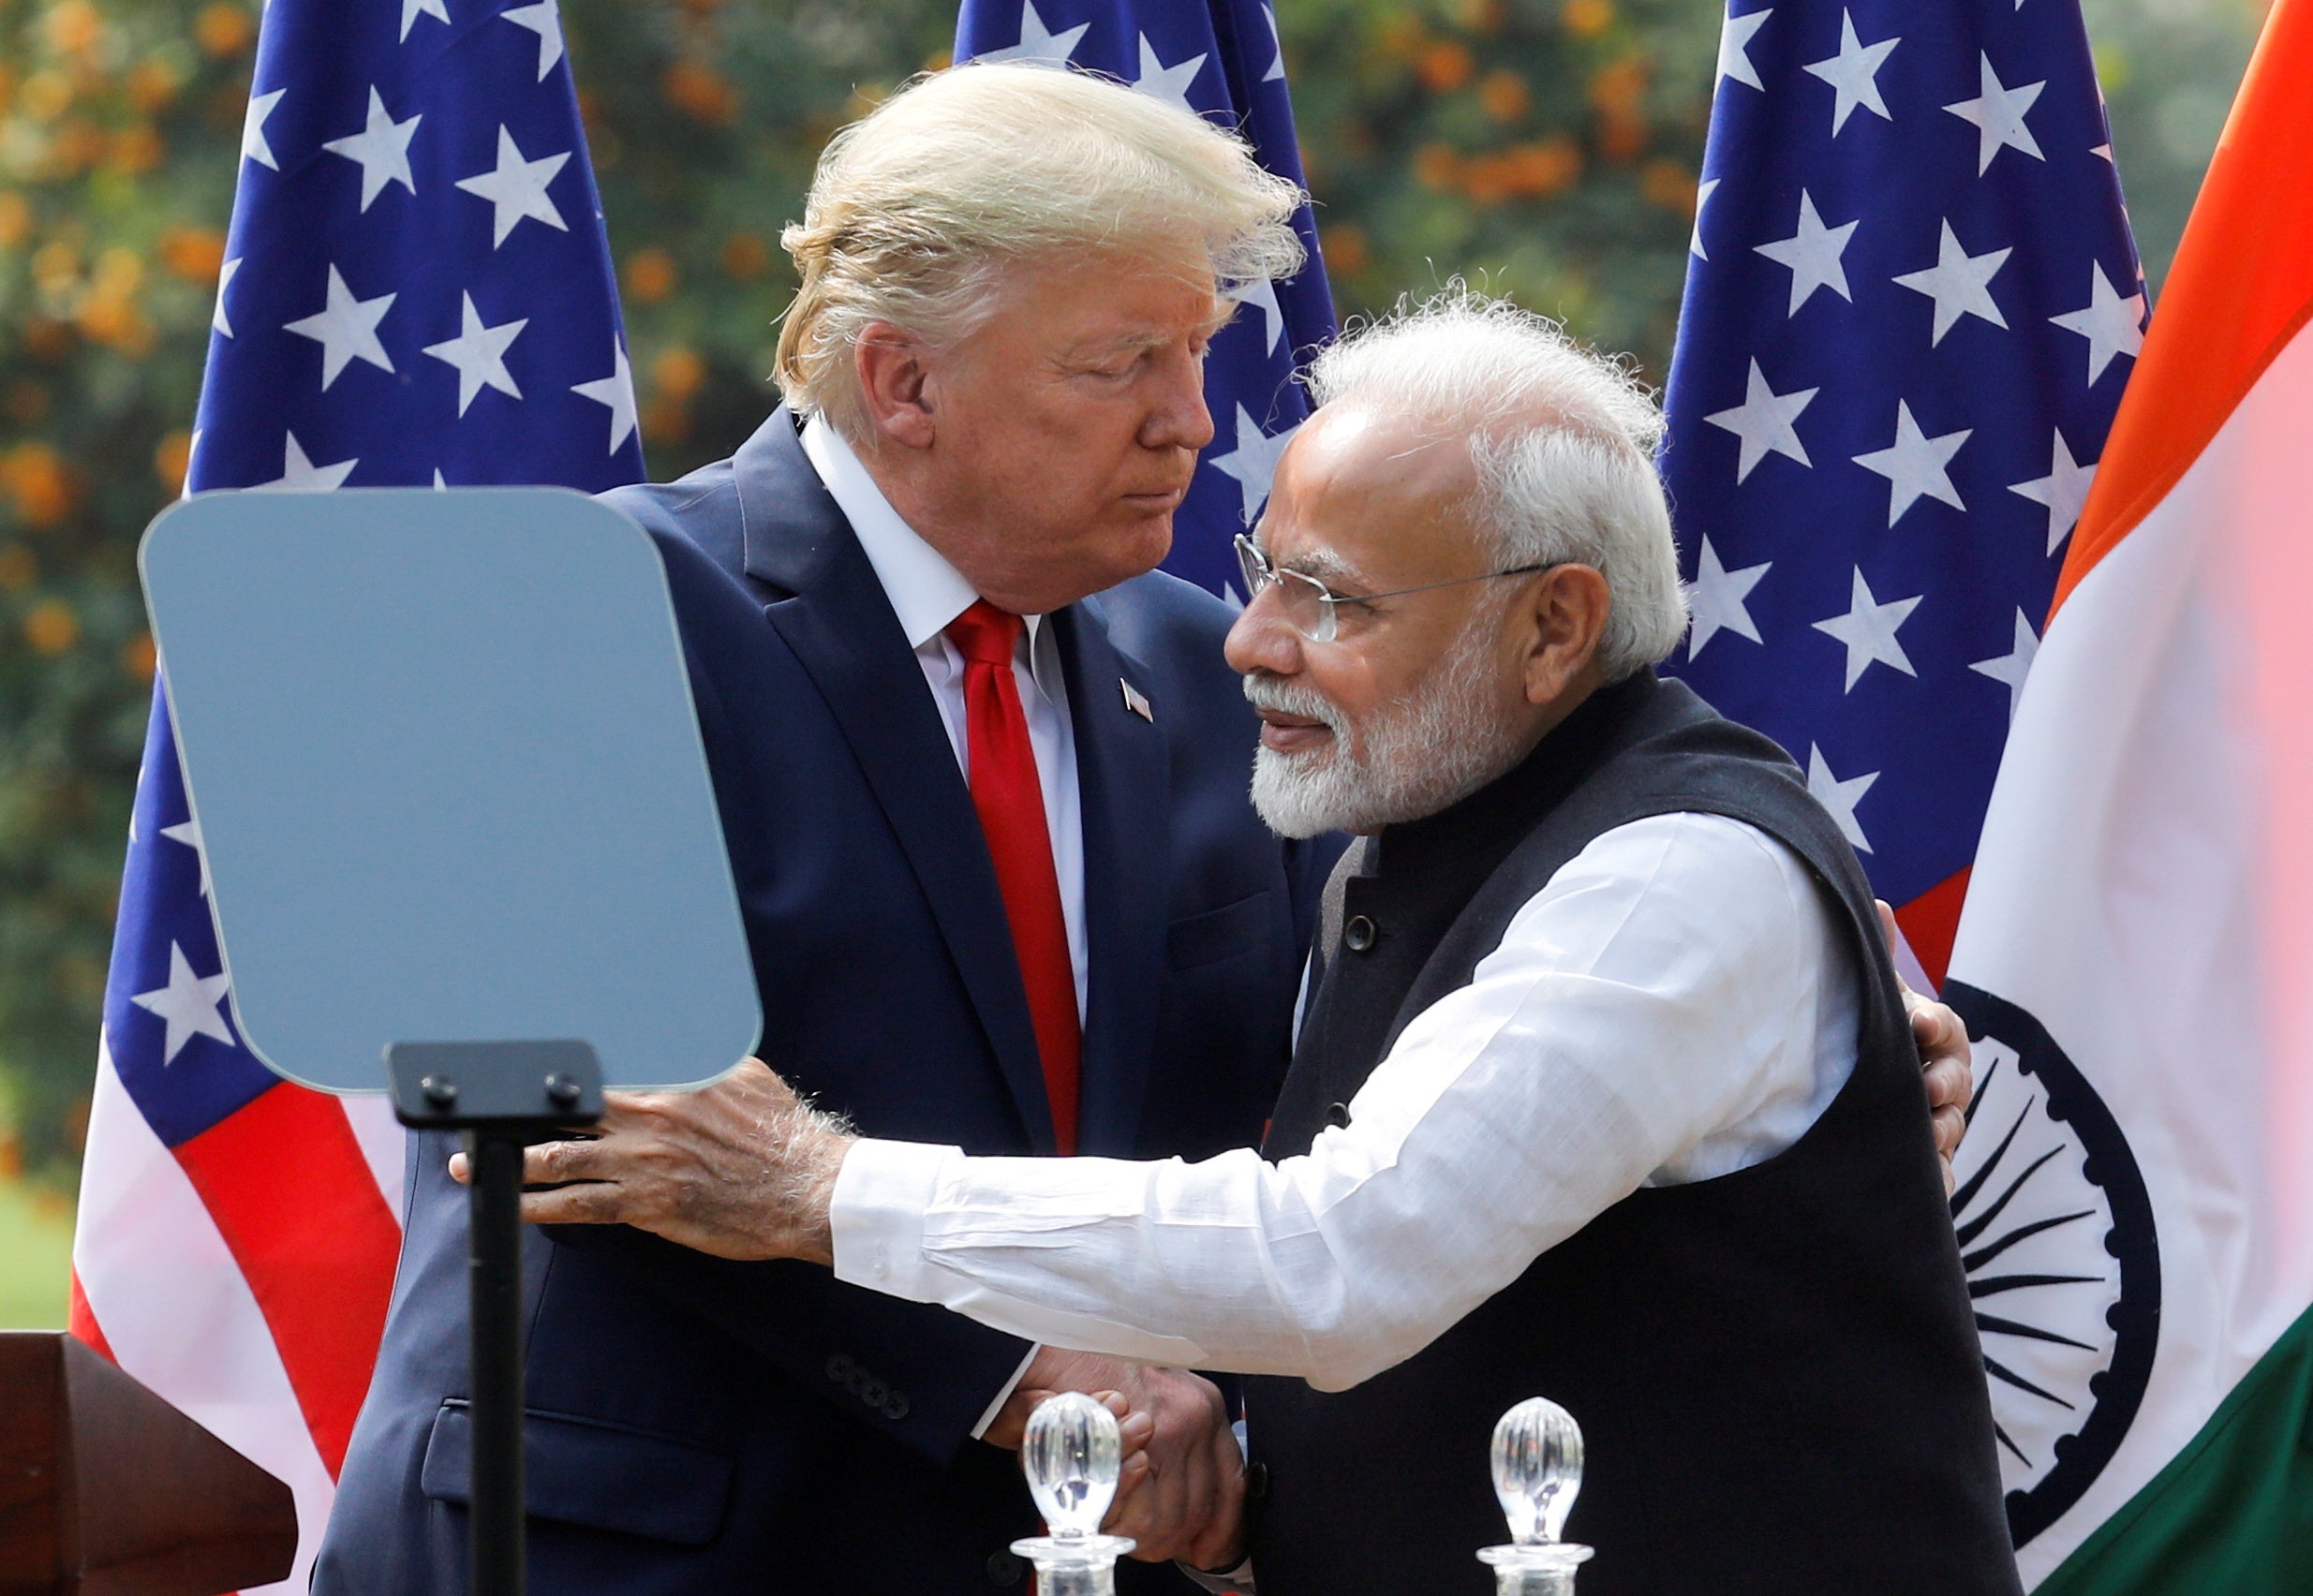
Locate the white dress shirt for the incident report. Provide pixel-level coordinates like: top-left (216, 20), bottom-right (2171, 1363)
top-left (800, 415), bottom-right (1088, 1021)
top-left (829, 809), bottom-right (1860, 1393)
top-left (799, 414), bottom-right (1087, 1432)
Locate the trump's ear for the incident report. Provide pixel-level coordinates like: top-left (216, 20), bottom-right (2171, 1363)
top-left (1520, 563), bottom-right (1611, 707)
top-left (853, 322), bottom-right (939, 451)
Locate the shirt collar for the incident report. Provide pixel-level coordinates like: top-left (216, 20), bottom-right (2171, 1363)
top-left (799, 414), bottom-right (1062, 702)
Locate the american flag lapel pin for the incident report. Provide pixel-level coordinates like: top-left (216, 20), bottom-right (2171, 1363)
top-left (1119, 678), bottom-right (1154, 723)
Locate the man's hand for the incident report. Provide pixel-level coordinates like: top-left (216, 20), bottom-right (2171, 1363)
top-left (1877, 900), bottom-right (1973, 1194)
top-left (987, 1349), bottom-right (1246, 1571)
top-left (449, 1058), bottom-right (851, 1263)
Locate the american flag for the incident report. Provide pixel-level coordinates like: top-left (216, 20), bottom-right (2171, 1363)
top-left (70, 3), bottom-right (639, 1588)
top-left (1660, 0), bottom-right (2143, 986)
top-left (955, 0), bottom-right (1337, 599)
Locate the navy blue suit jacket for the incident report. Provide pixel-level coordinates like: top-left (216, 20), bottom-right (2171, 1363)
top-left (315, 411), bottom-right (1333, 1594)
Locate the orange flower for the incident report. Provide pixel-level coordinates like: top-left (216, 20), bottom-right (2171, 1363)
top-left (1589, 56), bottom-right (1650, 161)
top-left (158, 226), bottom-right (226, 284)
top-left (1416, 39), bottom-right (1474, 94)
top-left (1415, 142), bottom-right (1463, 191)
top-left (126, 57), bottom-right (183, 112)
top-left (1639, 157), bottom-right (1698, 215)
top-left (122, 631), bottom-right (156, 681)
top-left (641, 396), bottom-right (690, 446)
top-left (0, 193), bottom-right (30, 250)
top-left (1319, 223), bottom-right (1370, 277)
top-left (653, 346), bottom-right (706, 402)
top-left (194, 3), bottom-right (255, 58)
top-left (1563, 0), bottom-right (1615, 39)
top-left (24, 599), bottom-right (79, 657)
top-left (109, 124), bottom-right (163, 175)
top-left (1477, 68), bottom-right (1530, 124)
top-left (663, 59), bottom-right (738, 126)
top-left (1463, 138), bottom-right (1584, 204)
top-left (2, 443), bottom-right (76, 528)
top-left (625, 248), bottom-right (677, 304)
top-left (44, 1), bottom-right (104, 60)
top-left (720, 232), bottom-right (771, 280)
top-left (155, 430), bottom-right (192, 495)
top-left (1458, 0), bottom-right (1507, 36)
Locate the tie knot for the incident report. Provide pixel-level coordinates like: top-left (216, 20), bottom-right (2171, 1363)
top-left (946, 598), bottom-right (1025, 668)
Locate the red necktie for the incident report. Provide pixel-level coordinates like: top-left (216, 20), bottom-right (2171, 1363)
top-left (946, 600), bottom-right (1081, 1155)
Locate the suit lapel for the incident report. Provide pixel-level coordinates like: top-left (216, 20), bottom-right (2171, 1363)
top-left (731, 412), bottom-right (1057, 1151)
top-left (1054, 597), bottom-right (1170, 1156)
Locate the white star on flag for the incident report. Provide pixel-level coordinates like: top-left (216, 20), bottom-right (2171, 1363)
top-left (455, 126), bottom-right (571, 249)
top-left (977, 0), bottom-right (1090, 67)
top-left (1754, 190), bottom-right (1858, 316)
top-left (1686, 536), bottom-right (1772, 658)
top-left (1213, 407), bottom-right (1296, 524)
top-left (1815, 568), bottom-right (1923, 690)
top-left (2049, 263), bottom-right (2146, 384)
top-left (256, 432), bottom-right (359, 491)
top-left (1133, 34), bottom-right (1208, 111)
top-left (1802, 10), bottom-right (1898, 135)
top-left (1226, 274), bottom-right (1286, 355)
top-left (1943, 52), bottom-right (2045, 173)
top-left (284, 264), bottom-right (396, 390)
top-left (1891, 219), bottom-right (2011, 345)
top-left (424, 292), bottom-right (527, 416)
top-left (503, 0), bottom-right (565, 81)
top-left (160, 817), bottom-right (213, 899)
top-left (1969, 608), bottom-right (2039, 721)
top-left (212, 257), bottom-right (241, 337)
top-left (241, 87), bottom-right (285, 170)
top-left (2009, 428), bottom-right (2098, 554)
top-left (1261, 4), bottom-right (1287, 82)
top-left (1705, 359), bottom-right (1816, 482)
top-left (401, 0), bottom-right (449, 43)
top-left (1806, 744), bottom-right (1878, 852)
top-left (130, 942), bottom-right (234, 1065)
top-left (1854, 401), bottom-right (1969, 525)
top-left (1690, 177), bottom-right (1720, 260)
top-left (571, 338), bottom-right (640, 455)
top-left (321, 87), bottom-right (422, 212)
top-left (1717, 7), bottom-right (1772, 92)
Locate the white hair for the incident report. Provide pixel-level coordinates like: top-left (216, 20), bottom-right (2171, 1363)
top-left (777, 62), bottom-right (1307, 439)
top-left (1302, 289), bottom-right (1690, 679)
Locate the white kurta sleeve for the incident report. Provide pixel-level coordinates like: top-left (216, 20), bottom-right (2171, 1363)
top-left (830, 810), bottom-right (1852, 1389)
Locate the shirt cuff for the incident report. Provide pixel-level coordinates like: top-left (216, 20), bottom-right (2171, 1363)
top-left (829, 1137), bottom-right (958, 1305)
top-left (1179, 1559), bottom-right (1256, 1594)
top-left (969, 1343), bottom-right (1043, 1441)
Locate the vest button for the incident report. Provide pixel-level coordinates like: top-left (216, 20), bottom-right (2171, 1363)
top-left (1343, 914), bottom-right (1376, 952)
top-left (1324, 1101), bottom-right (1353, 1130)
top-left (986, 1549), bottom-right (1026, 1586)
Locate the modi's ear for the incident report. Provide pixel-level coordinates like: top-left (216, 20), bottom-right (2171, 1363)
top-left (1521, 564), bottom-right (1612, 706)
top-left (853, 321), bottom-right (939, 451)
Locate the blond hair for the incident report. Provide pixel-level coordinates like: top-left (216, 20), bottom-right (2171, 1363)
top-left (777, 62), bottom-right (1307, 438)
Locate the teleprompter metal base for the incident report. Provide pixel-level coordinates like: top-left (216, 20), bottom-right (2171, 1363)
top-left (386, 1041), bottom-right (605, 1596)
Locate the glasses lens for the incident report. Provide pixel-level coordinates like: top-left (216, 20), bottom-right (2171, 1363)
top-left (1281, 569), bottom-right (1335, 643)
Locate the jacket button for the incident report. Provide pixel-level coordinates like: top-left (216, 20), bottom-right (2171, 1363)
top-left (986, 1549), bottom-right (1026, 1586)
top-left (824, 1353), bottom-right (853, 1384)
top-left (1343, 914), bottom-right (1376, 953)
top-left (1323, 1101), bottom-right (1352, 1130)
top-left (1246, 1460), bottom-right (1270, 1503)
top-left (882, 1392), bottom-right (911, 1421)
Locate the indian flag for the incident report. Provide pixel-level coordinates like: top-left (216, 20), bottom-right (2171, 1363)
top-left (1943, 0), bottom-right (2313, 1586)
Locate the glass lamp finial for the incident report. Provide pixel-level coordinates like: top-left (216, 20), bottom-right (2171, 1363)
top-left (1492, 1396), bottom-right (1583, 1546)
top-left (1023, 1391), bottom-right (1122, 1541)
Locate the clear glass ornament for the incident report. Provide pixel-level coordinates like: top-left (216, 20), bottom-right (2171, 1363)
top-left (1477, 1398), bottom-right (1595, 1596)
top-left (1012, 1392), bottom-right (1135, 1595)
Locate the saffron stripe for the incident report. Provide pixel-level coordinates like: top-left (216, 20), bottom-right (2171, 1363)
top-left (171, 1082), bottom-right (401, 1478)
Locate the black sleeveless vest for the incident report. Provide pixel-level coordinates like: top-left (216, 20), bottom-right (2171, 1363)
top-left (1244, 673), bottom-right (2019, 1596)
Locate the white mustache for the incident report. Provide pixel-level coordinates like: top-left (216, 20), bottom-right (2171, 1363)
top-left (1242, 672), bottom-right (1345, 736)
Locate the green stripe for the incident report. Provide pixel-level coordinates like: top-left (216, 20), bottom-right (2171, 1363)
top-left (2036, 1301), bottom-right (2313, 1594)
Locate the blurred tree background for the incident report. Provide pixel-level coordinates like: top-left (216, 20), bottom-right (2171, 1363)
top-left (0, 0), bottom-right (2272, 1193)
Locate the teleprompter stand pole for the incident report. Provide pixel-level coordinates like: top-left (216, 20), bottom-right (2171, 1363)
top-left (387, 1040), bottom-right (604, 1596)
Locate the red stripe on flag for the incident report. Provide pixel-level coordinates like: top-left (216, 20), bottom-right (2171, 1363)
top-left (172, 1082), bottom-right (400, 1478)
top-left (1896, 867), bottom-right (1971, 991)
top-left (68, 1270), bottom-right (116, 1363)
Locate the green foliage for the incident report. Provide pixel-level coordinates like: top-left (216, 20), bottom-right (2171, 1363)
top-left (0, 0), bottom-right (2264, 1188)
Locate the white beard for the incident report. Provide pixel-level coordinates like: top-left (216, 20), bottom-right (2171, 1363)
top-left (1245, 614), bottom-right (1530, 839)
